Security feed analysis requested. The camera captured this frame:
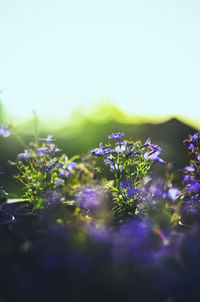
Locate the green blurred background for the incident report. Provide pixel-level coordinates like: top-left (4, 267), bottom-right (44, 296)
top-left (0, 100), bottom-right (198, 195)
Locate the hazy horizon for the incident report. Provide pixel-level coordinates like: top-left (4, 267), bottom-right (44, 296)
top-left (1, 99), bottom-right (200, 132)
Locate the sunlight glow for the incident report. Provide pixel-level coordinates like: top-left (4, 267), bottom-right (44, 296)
top-left (1, 0), bottom-right (200, 123)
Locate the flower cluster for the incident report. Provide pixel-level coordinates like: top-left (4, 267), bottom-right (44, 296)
top-left (91, 133), bottom-right (166, 219)
top-left (13, 136), bottom-right (78, 210)
top-left (181, 132), bottom-right (200, 220)
top-left (183, 133), bottom-right (200, 193)
top-left (3, 126), bottom-right (200, 302)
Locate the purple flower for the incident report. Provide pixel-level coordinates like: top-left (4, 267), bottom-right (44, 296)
top-left (168, 187), bottom-right (181, 200)
top-left (48, 161), bottom-right (62, 169)
top-left (67, 161), bottom-right (77, 171)
top-left (104, 158), bottom-right (123, 171)
top-left (113, 219), bottom-right (171, 265)
top-left (144, 151), bottom-right (166, 164)
top-left (142, 138), bottom-right (151, 148)
top-left (112, 218), bottom-right (183, 302)
top-left (184, 133), bottom-right (200, 144)
top-left (91, 143), bottom-right (110, 157)
top-left (91, 147), bottom-right (104, 156)
top-left (17, 149), bottom-right (31, 159)
top-left (121, 179), bottom-right (131, 189)
top-left (59, 169), bottom-right (70, 178)
top-left (184, 164), bottom-right (195, 172)
top-left (142, 139), bottom-right (161, 154)
top-left (54, 178), bottom-right (64, 185)
top-left (108, 132), bottom-right (124, 144)
top-left (184, 174), bottom-right (192, 183)
top-left (114, 144), bottom-right (126, 153)
top-left (149, 180), bottom-right (166, 198)
top-left (126, 186), bottom-right (138, 198)
top-left (184, 133), bottom-right (200, 153)
top-left (143, 141), bottom-right (166, 164)
top-left (181, 199), bottom-right (198, 216)
top-left (39, 135), bottom-right (55, 144)
top-left (0, 123), bottom-right (10, 137)
top-left (128, 145), bottom-right (141, 156)
top-left (75, 186), bottom-right (104, 209)
top-left (104, 158), bottom-right (114, 169)
top-left (37, 147), bottom-right (48, 156)
top-left (188, 143), bottom-right (196, 152)
top-left (186, 180), bottom-right (200, 192)
top-left (197, 154), bottom-right (200, 161)
top-left (49, 145), bottom-right (61, 153)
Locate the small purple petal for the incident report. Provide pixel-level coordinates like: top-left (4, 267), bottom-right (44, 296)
top-left (108, 132), bottom-right (124, 144)
top-left (0, 123), bottom-right (10, 137)
top-left (54, 178), bottom-right (64, 185)
top-left (168, 188), bottom-right (181, 200)
top-left (184, 164), bottom-right (195, 172)
top-left (17, 149), bottom-right (31, 159)
top-left (59, 169), bottom-right (70, 177)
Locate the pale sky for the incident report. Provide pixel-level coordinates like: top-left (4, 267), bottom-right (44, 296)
top-left (1, 0), bottom-right (200, 122)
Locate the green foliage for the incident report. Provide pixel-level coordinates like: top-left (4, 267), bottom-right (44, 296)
top-left (91, 133), bottom-right (166, 221)
top-left (12, 138), bottom-right (79, 210)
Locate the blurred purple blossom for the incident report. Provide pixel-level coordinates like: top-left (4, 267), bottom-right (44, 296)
top-left (184, 164), bottom-right (195, 172)
top-left (149, 180), bottom-right (166, 198)
top-left (121, 179), bottom-right (131, 189)
top-left (85, 223), bottom-right (112, 244)
top-left (186, 180), bottom-right (200, 192)
top-left (168, 187), bottom-right (181, 200)
top-left (37, 145), bottom-right (60, 156)
top-left (149, 180), bottom-right (180, 201)
top-left (54, 178), bottom-right (65, 186)
top-left (39, 135), bottom-right (55, 144)
top-left (17, 149), bottom-right (31, 159)
top-left (113, 219), bottom-right (172, 265)
top-left (75, 186), bottom-right (104, 209)
top-left (114, 144), bottom-right (126, 153)
top-left (59, 169), bottom-right (70, 178)
top-left (37, 147), bottom-right (49, 156)
top-left (67, 162), bottom-right (77, 171)
top-left (49, 145), bottom-right (61, 153)
top-left (184, 174), bottom-right (192, 182)
top-left (126, 186), bottom-right (139, 198)
top-left (0, 123), bottom-right (10, 137)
